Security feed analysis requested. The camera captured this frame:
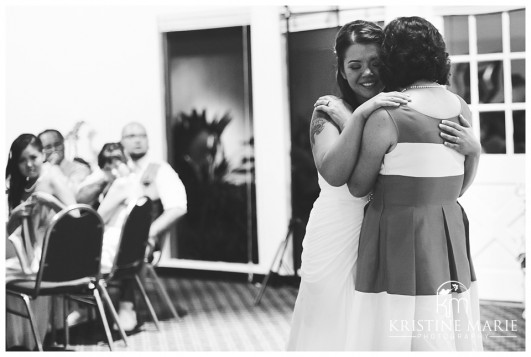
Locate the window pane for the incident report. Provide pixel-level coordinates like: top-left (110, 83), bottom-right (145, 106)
top-left (478, 61), bottom-right (504, 104)
top-left (444, 15), bottom-right (469, 55)
top-left (512, 59), bottom-right (525, 102)
top-left (480, 112), bottom-right (506, 154)
top-left (477, 13), bottom-right (503, 54)
top-left (510, 9), bottom-right (525, 52)
top-left (513, 111), bottom-right (525, 154)
top-left (449, 62), bottom-right (470, 103)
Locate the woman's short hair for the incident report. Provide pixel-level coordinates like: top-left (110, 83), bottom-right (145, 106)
top-left (37, 129), bottom-right (64, 143)
top-left (334, 20), bottom-right (384, 108)
top-left (97, 142), bottom-right (125, 168)
top-left (380, 16), bottom-right (451, 91)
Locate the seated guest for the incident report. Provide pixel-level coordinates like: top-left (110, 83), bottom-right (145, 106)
top-left (79, 136), bottom-right (187, 331)
top-left (38, 129), bottom-right (91, 194)
top-left (120, 122), bottom-right (187, 260)
top-left (95, 143), bottom-right (143, 272)
top-left (120, 122), bottom-right (190, 326)
top-left (5, 133), bottom-right (76, 350)
top-left (74, 142), bottom-right (144, 331)
top-left (6, 134), bottom-right (76, 260)
top-left (77, 142), bottom-right (131, 208)
top-left (65, 142), bottom-right (141, 327)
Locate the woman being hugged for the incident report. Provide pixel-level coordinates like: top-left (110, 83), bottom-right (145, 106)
top-left (287, 20), bottom-right (411, 351)
top-left (346, 16), bottom-right (482, 351)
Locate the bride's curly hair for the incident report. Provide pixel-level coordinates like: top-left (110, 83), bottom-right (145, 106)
top-left (380, 16), bottom-right (451, 91)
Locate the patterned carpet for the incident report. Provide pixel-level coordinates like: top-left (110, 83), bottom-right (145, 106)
top-left (29, 270), bottom-right (525, 352)
top-left (480, 301), bottom-right (526, 351)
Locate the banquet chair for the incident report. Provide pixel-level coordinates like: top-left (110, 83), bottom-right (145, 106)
top-left (143, 226), bottom-right (182, 320)
top-left (6, 192), bottom-right (66, 274)
top-left (104, 196), bottom-right (162, 330)
top-left (6, 204), bottom-right (119, 351)
top-left (69, 196), bottom-right (172, 338)
top-left (110, 196), bottom-right (182, 327)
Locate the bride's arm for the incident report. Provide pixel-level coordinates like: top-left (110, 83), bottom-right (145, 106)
top-left (438, 115), bottom-right (481, 197)
top-left (311, 92), bottom-right (410, 187)
top-left (310, 107), bottom-right (366, 187)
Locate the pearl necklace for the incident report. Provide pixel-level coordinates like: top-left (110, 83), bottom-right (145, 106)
top-left (401, 84), bottom-right (443, 92)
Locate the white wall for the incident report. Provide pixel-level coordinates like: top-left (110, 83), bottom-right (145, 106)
top-left (6, 4), bottom-right (168, 160)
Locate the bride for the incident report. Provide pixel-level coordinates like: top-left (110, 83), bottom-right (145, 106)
top-left (286, 20), bottom-right (410, 350)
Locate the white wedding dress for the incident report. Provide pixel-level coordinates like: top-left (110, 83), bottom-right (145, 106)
top-left (287, 174), bottom-right (368, 350)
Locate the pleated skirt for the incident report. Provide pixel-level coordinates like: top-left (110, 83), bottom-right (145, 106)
top-left (348, 175), bottom-right (483, 351)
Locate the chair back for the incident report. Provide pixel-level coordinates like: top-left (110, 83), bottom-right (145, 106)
top-left (109, 197), bottom-right (153, 279)
top-left (35, 204), bottom-right (104, 296)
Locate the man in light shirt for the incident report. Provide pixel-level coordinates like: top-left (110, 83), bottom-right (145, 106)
top-left (120, 122), bottom-right (187, 251)
top-left (117, 122), bottom-right (188, 330)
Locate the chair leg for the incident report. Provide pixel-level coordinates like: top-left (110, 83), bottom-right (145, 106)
top-left (98, 280), bottom-right (128, 347)
top-left (134, 273), bottom-right (160, 331)
top-left (63, 296), bottom-right (70, 349)
top-left (145, 264), bottom-right (179, 319)
top-left (50, 295), bottom-right (58, 346)
top-left (92, 287), bottom-right (114, 351)
top-left (20, 294), bottom-right (43, 351)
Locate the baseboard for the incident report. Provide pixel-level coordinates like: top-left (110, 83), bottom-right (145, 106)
top-left (154, 266), bottom-right (301, 286)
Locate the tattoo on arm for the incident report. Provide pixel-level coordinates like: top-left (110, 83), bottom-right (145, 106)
top-left (310, 116), bottom-right (328, 145)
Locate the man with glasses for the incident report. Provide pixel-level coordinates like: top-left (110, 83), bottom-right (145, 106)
top-left (120, 122), bottom-right (187, 258)
top-left (38, 129), bottom-right (91, 194)
top-left (117, 122), bottom-right (188, 329)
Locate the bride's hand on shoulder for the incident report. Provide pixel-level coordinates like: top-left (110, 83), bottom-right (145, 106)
top-left (439, 115), bottom-right (481, 156)
top-left (313, 95), bottom-right (353, 131)
top-left (356, 91), bottom-right (411, 120)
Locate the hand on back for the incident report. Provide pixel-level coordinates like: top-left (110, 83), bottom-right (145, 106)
top-left (356, 92), bottom-right (411, 121)
top-left (439, 115), bottom-right (481, 156)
